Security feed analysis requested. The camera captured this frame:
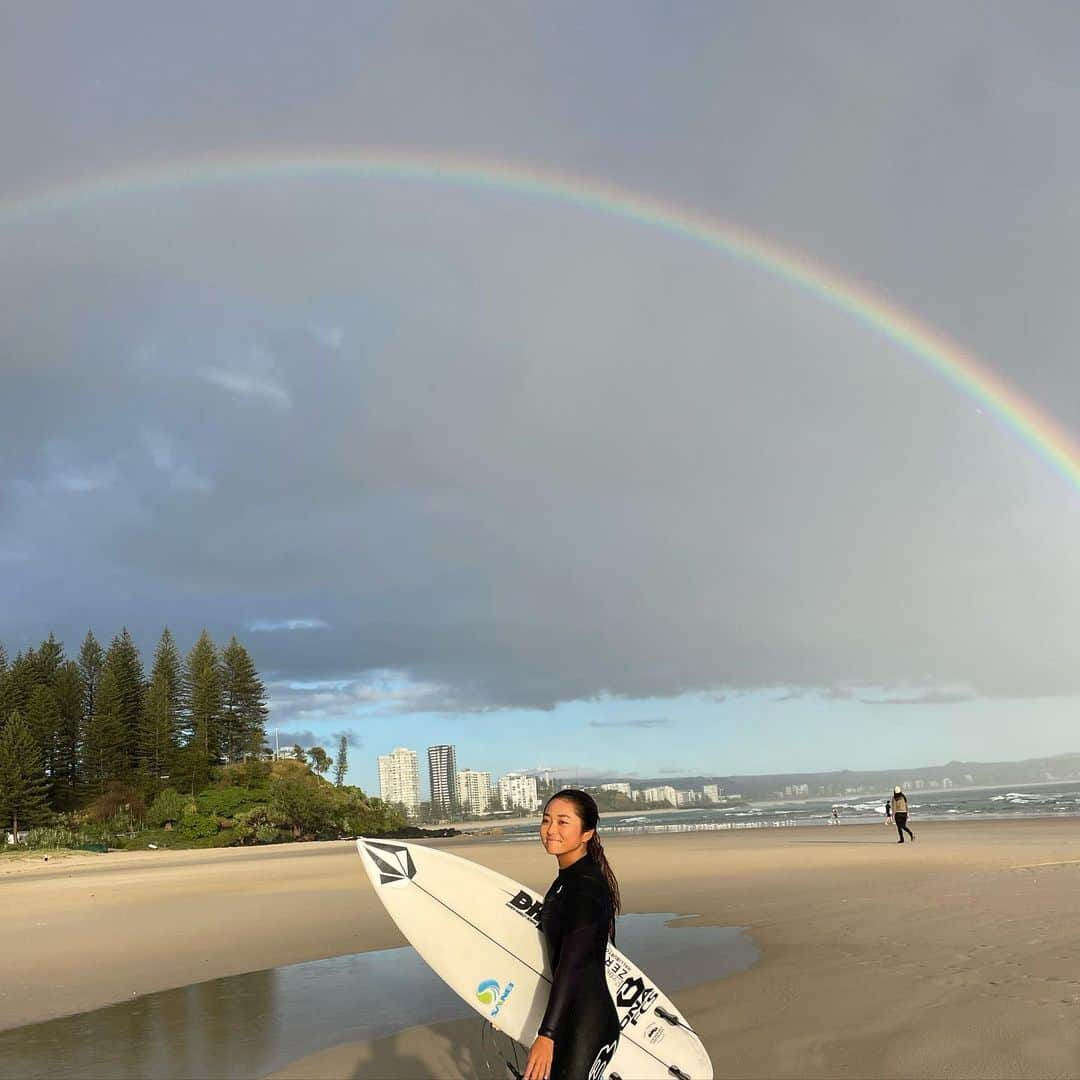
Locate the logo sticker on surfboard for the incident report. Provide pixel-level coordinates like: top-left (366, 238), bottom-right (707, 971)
top-left (476, 978), bottom-right (515, 1017)
top-left (362, 842), bottom-right (417, 887)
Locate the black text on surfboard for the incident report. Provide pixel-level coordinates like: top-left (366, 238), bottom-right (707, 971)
top-left (507, 888), bottom-right (544, 927)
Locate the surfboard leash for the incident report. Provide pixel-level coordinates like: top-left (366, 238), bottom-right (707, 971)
top-left (481, 1019), bottom-right (525, 1079)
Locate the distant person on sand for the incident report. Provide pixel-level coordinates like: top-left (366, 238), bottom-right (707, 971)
top-left (892, 786), bottom-right (915, 843)
top-left (831, 807), bottom-right (840, 826)
top-left (885, 799), bottom-right (893, 825)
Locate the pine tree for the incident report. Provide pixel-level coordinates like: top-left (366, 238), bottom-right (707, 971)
top-left (82, 669), bottom-right (126, 796)
top-left (139, 628), bottom-right (181, 782)
top-left (219, 638), bottom-right (268, 764)
top-left (334, 735), bottom-right (348, 788)
top-left (0, 710), bottom-right (51, 839)
top-left (0, 643), bottom-right (9, 739)
top-left (33, 633), bottom-right (64, 687)
top-left (78, 630), bottom-right (104, 727)
top-left (182, 630), bottom-right (222, 791)
top-left (3, 650), bottom-right (37, 722)
top-left (26, 684), bottom-right (60, 803)
top-left (103, 629), bottom-right (145, 773)
top-left (52, 661), bottom-right (83, 810)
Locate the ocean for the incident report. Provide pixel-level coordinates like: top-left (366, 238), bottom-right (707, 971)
top-left (495, 781), bottom-right (1080, 839)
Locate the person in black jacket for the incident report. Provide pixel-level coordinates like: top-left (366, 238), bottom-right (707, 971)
top-left (523, 789), bottom-right (622, 1080)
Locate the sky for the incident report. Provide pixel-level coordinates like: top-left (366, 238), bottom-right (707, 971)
top-left (1, 3), bottom-right (1078, 796)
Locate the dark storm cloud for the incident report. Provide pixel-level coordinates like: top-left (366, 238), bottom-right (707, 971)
top-left (1, 4), bottom-right (1078, 722)
top-left (331, 730), bottom-right (364, 750)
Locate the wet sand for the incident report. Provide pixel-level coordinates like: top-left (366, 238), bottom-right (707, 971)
top-left (4, 819), bottom-right (1080, 1078)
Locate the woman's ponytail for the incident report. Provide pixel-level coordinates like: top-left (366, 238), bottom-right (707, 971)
top-left (587, 833), bottom-right (622, 943)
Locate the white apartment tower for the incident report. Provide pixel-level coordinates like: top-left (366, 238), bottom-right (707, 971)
top-left (428, 744), bottom-right (459, 814)
top-left (641, 785), bottom-right (678, 806)
top-left (456, 769), bottom-right (493, 815)
top-left (498, 773), bottom-right (540, 812)
top-left (378, 747), bottom-right (420, 818)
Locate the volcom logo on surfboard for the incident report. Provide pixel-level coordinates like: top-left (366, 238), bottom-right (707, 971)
top-left (363, 842), bottom-right (417, 887)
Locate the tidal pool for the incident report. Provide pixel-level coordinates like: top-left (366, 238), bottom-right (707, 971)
top-left (0, 913), bottom-right (757, 1079)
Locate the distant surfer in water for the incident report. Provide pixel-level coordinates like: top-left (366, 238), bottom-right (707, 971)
top-left (524, 789), bottom-right (622, 1080)
top-left (892, 786), bottom-right (915, 843)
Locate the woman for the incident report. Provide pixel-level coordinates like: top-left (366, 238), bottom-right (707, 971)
top-left (524, 789), bottom-right (622, 1080)
top-left (892, 786), bottom-right (915, 844)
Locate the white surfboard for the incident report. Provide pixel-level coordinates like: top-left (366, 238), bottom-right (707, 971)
top-left (357, 838), bottom-right (713, 1079)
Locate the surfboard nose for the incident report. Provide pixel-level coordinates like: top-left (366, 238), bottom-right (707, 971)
top-left (357, 837), bottom-right (418, 887)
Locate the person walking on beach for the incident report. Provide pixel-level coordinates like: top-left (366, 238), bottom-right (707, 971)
top-left (892, 786), bottom-right (915, 843)
top-left (885, 799), bottom-right (893, 825)
top-left (524, 789), bottom-right (621, 1080)
top-left (831, 807), bottom-right (840, 826)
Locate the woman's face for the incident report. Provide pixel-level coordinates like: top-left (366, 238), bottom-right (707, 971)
top-left (540, 797), bottom-right (594, 857)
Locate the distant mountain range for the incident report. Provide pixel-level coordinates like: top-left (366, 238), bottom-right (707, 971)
top-left (592, 751), bottom-right (1080, 801)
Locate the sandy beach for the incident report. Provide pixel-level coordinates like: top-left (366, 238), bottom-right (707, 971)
top-left (4, 818), bottom-right (1080, 1078)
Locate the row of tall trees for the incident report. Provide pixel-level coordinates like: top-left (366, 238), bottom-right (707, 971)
top-left (0, 628), bottom-right (269, 831)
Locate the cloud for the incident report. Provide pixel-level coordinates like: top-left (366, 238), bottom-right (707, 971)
top-left (50, 466), bottom-right (117, 493)
top-left (142, 430), bottom-right (213, 493)
top-left (331, 728), bottom-right (364, 749)
top-left (310, 325), bottom-right (345, 350)
top-left (248, 618), bottom-right (330, 632)
top-left (196, 366), bottom-right (292, 410)
top-left (3, 4), bottom-right (1080, 727)
top-left (264, 672), bottom-right (448, 726)
top-left (858, 689), bottom-right (975, 706)
top-left (587, 717), bottom-right (671, 729)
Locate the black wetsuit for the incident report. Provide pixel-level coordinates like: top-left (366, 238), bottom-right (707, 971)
top-left (539, 854), bottom-right (620, 1079)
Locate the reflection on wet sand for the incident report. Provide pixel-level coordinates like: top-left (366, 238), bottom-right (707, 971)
top-left (0, 915), bottom-right (755, 1079)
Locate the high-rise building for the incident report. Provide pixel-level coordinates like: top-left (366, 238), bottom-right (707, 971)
top-left (378, 747), bottom-right (420, 818)
top-left (456, 769), bottom-right (493, 815)
top-left (600, 782), bottom-right (632, 797)
top-left (640, 785), bottom-right (678, 806)
top-left (428, 744), bottom-right (459, 814)
top-left (498, 773), bottom-right (540, 812)
top-left (703, 784), bottom-right (722, 803)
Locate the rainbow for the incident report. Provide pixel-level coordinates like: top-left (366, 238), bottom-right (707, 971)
top-left (2, 148), bottom-right (1077, 493)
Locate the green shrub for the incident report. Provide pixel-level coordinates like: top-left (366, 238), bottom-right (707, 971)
top-left (175, 812), bottom-right (219, 840)
top-left (196, 786), bottom-right (251, 818)
top-left (23, 826), bottom-right (81, 850)
top-left (146, 788), bottom-right (188, 828)
top-left (77, 821), bottom-right (120, 846)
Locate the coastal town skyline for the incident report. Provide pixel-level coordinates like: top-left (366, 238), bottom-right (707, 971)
top-left (322, 733), bottom-right (1080, 811)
